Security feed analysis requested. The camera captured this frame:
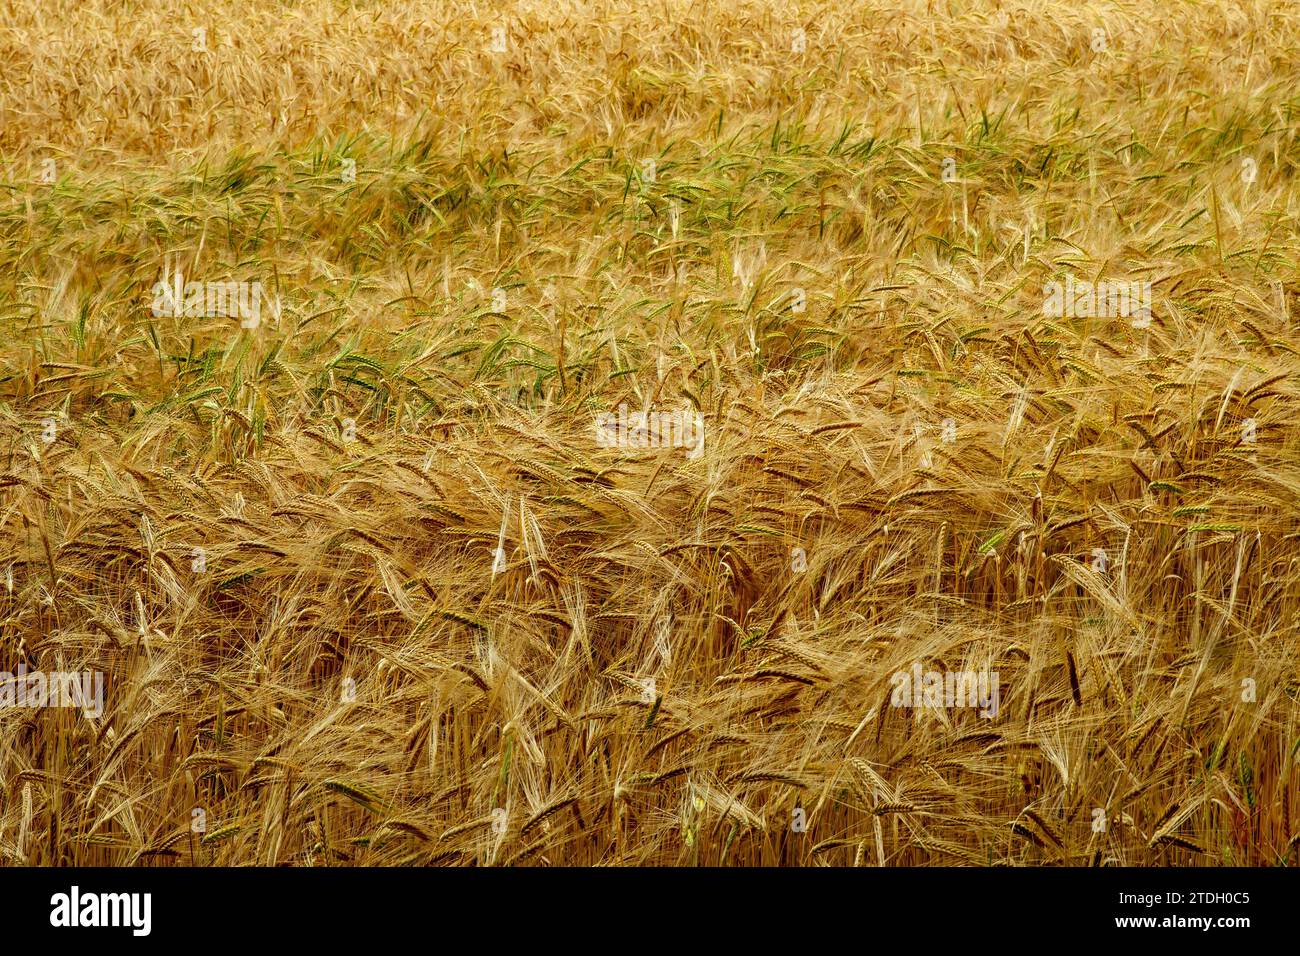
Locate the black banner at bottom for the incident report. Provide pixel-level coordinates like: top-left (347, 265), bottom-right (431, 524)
top-left (5, 866), bottom-right (1272, 943)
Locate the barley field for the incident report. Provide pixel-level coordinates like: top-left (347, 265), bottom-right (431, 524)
top-left (1, 0), bottom-right (1298, 866)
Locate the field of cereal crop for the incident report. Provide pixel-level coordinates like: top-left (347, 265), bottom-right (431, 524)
top-left (1, 0), bottom-right (1299, 867)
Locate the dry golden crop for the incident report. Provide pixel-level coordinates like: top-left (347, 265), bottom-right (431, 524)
top-left (0, 0), bottom-right (1297, 866)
